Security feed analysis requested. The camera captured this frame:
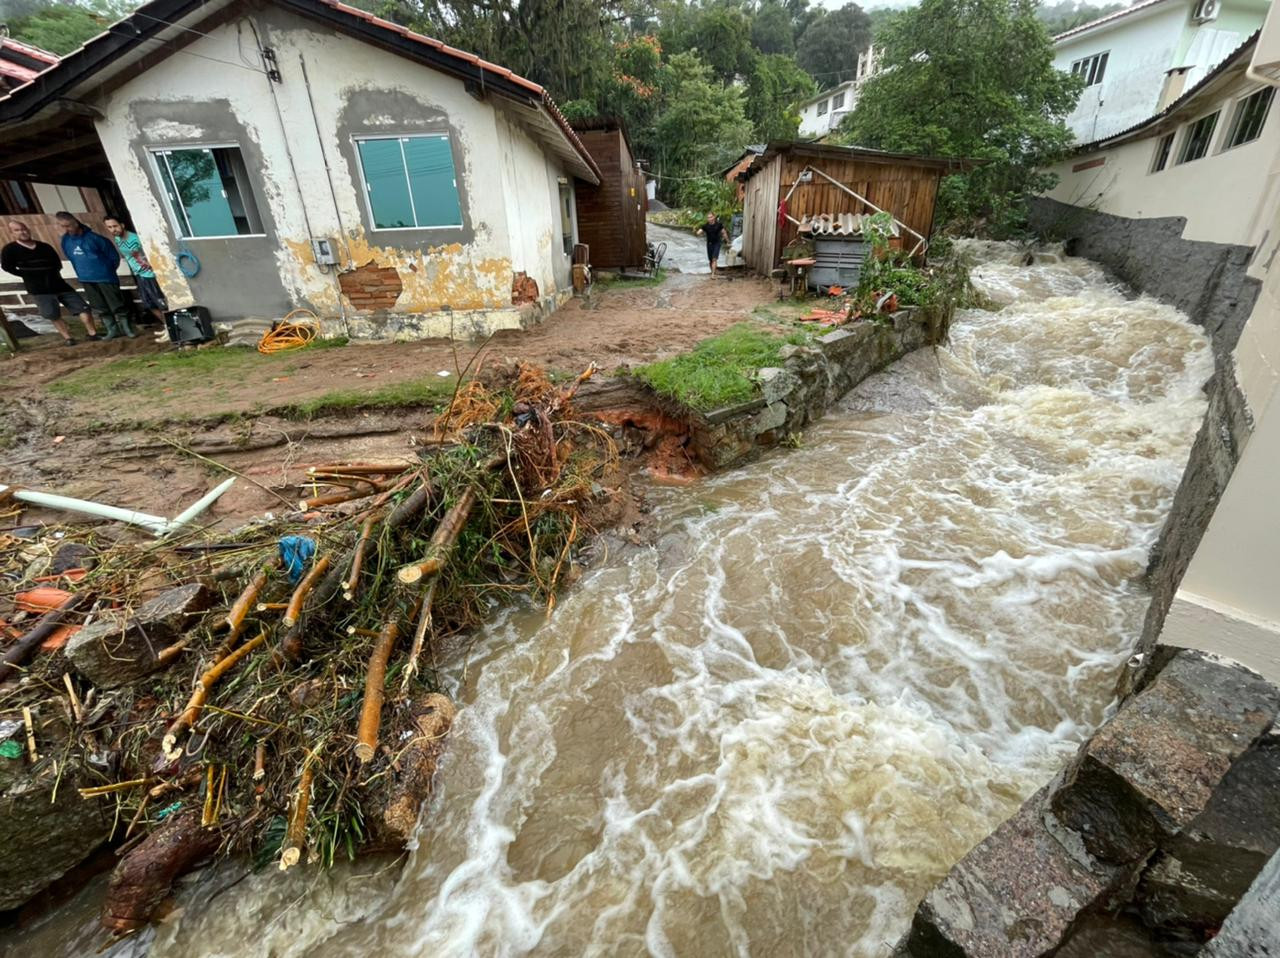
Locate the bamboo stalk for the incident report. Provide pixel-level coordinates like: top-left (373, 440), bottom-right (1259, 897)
top-left (223, 561), bottom-right (276, 637)
top-left (79, 776), bottom-right (154, 798)
top-left (21, 706), bottom-right (38, 762)
top-left (306, 461), bottom-right (412, 476)
top-left (343, 515), bottom-right (378, 601)
top-left (402, 579), bottom-right (439, 695)
top-left (162, 631), bottom-right (268, 761)
top-left (384, 478), bottom-right (433, 531)
top-left (63, 673), bottom-right (84, 724)
top-left (253, 742), bottom-right (266, 782)
top-left (353, 620), bottom-right (399, 763)
top-left (346, 626), bottom-right (380, 637)
top-left (282, 556), bottom-right (331, 627)
top-left (297, 483), bottom-right (388, 512)
top-left (279, 756), bottom-right (316, 870)
top-left (201, 765), bottom-right (215, 826)
top-left (396, 487), bottom-right (477, 585)
top-left (255, 602), bottom-right (289, 611)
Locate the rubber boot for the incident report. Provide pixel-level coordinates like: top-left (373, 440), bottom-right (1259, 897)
top-left (120, 315), bottom-right (138, 339)
top-left (100, 315), bottom-right (121, 340)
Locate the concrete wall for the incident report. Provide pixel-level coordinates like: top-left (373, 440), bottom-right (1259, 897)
top-left (1034, 24), bottom-right (1280, 683)
top-left (798, 82), bottom-right (856, 138)
top-left (90, 6), bottom-right (576, 339)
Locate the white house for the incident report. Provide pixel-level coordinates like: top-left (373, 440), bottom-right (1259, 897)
top-left (1053, 0), bottom-right (1269, 142)
top-left (796, 47), bottom-right (879, 139)
top-left (1038, 24), bottom-right (1280, 680)
top-left (0, 0), bottom-right (602, 341)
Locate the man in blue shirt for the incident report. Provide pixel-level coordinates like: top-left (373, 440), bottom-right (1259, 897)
top-left (56, 211), bottom-right (136, 340)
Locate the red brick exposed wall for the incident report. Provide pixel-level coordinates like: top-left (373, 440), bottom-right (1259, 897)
top-left (339, 263), bottom-right (403, 311)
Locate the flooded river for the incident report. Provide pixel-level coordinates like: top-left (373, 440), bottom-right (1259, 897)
top-left (8, 244), bottom-right (1213, 957)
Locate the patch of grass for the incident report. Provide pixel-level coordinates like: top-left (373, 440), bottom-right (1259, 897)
top-left (634, 322), bottom-right (805, 411)
top-left (47, 339), bottom-right (349, 400)
top-left (594, 268), bottom-right (666, 290)
top-left (280, 376), bottom-right (457, 418)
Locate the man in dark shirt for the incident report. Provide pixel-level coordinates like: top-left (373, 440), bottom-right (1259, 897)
top-left (57, 211), bottom-right (135, 339)
top-left (1, 220), bottom-right (100, 345)
top-left (696, 212), bottom-right (726, 277)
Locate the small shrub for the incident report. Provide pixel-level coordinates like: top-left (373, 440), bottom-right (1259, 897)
top-left (635, 323), bottom-right (792, 410)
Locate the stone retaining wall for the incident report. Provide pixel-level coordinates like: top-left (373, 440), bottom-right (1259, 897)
top-left (1028, 197), bottom-right (1259, 681)
top-left (685, 308), bottom-right (937, 470)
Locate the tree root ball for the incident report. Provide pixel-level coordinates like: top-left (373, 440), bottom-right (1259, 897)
top-left (381, 693), bottom-right (457, 842)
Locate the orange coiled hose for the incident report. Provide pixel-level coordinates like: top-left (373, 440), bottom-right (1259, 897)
top-left (258, 309), bottom-right (320, 354)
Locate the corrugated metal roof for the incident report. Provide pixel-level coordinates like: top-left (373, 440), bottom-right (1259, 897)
top-left (796, 213), bottom-right (899, 237)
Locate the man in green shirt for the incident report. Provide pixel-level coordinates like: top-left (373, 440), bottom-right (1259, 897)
top-left (103, 217), bottom-right (169, 324)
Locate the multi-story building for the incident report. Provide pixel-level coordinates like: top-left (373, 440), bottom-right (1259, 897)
top-left (796, 47), bottom-right (879, 139)
top-left (1053, 0), bottom-right (1269, 142)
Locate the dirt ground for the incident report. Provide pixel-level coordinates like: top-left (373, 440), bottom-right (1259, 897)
top-left (3, 271), bottom-right (774, 530)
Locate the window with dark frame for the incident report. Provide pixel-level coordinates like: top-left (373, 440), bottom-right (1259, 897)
top-left (152, 146), bottom-right (264, 238)
top-left (1151, 132), bottom-right (1176, 172)
top-left (354, 134), bottom-right (462, 231)
top-left (1224, 87), bottom-right (1275, 149)
top-left (0, 179), bottom-right (40, 215)
top-left (832, 92), bottom-right (845, 110)
top-left (1177, 111), bottom-right (1220, 164)
top-left (1070, 52), bottom-right (1109, 87)
top-left (816, 99), bottom-right (828, 116)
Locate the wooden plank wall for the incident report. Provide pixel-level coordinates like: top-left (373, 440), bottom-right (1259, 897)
top-left (741, 154), bottom-right (783, 272)
top-left (574, 129), bottom-right (647, 270)
top-left (745, 150), bottom-right (942, 273)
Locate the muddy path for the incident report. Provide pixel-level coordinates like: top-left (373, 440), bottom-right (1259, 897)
top-left (3, 273), bottom-right (772, 530)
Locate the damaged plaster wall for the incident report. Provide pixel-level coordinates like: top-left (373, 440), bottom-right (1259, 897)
top-left (91, 4), bottom-right (578, 338)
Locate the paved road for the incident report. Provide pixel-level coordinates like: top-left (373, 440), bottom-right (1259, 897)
top-left (647, 223), bottom-right (719, 275)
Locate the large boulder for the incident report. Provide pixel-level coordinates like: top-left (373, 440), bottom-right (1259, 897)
top-left (66, 584), bottom-right (213, 688)
top-left (1200, 850), bottom-right (1280, 957)
top-left (896, 784), bottom-right (1124, 957)
top-left (1049, 650), bottom-right (1280, 865)
top-left (0, 717), bottom-right (111, 910)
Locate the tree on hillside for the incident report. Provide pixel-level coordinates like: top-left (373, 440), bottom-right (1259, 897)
top-left (4, 0), bottom-right (138, 54)
top-left (751, 1), bottom-right (795, 56)
top-left (746, 52), bottom-right (815, 141)
top-left (1036, 0), bottom-right (1126, 37)
top-left (795, 3), bottom-right (872, 89)
top-left (867, 7), bottom-right (900, 41)
top-left (840, 0), bottom-right (1081, 234)
top-left (659, 2), bottom-right (754, 83)
top-left (653, 51), bottom-right (752, 180)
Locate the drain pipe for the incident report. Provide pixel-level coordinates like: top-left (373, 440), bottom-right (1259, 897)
top-left (1, 478), bottom-right (235, 537)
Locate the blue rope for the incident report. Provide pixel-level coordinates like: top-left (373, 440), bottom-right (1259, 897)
top-left (176, 241), bottom-right (201, 278)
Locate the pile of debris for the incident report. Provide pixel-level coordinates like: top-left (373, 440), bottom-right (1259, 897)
top-left (0, 363), bottom-right (617, 934)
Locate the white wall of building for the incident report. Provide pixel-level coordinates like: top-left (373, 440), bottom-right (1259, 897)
top-left (1054, 0), bottom-right (1267, 143)
top-left (90, 7), bottom-right (576, 338)
top-left (798, 81), bottom-right (857, 138)
top-left (1055, 3), bottom-right (1194, 142)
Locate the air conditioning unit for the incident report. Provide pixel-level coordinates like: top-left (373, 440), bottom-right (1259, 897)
top-left (1193, 0), bottom-right (1219, 24)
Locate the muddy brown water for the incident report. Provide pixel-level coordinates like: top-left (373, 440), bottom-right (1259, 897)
top-left (3, 242), bottom-right (1213, 957)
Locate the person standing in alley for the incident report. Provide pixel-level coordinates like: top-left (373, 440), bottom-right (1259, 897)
top-left (696, 212), bottom-right (726, 277)
top-left (1, 220), bottom-right (101, 346)
top-left (56, 211), bottom-right (135, 339)
top-left (104, 216), bottom-right (168, 325)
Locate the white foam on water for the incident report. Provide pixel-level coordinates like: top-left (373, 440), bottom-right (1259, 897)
top-left (72, 244), bottom-right (1211, 958)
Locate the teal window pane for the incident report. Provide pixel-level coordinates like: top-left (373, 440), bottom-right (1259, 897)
top-left (166, 149), bottom-right (236, 237)
top-left (403, 136), bottom-right (461, 227)
top-left (358, 138), bottom-right (415, 229)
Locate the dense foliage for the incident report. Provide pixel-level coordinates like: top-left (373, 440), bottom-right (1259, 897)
top-left (2, 0), bottom-right (137, 54)
top-left (839, 0), bottom-right (1082, 235)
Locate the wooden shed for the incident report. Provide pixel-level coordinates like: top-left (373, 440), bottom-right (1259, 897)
top-left (739, 143), bottom-right (969, 273)
top-left (572, 119), bottom-right (648, 270)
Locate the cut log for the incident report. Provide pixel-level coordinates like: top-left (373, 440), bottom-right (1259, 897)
top-left (354, 620), bottom-right (400, 763)
top-left (279, 756), bottom-right (316, 870)
top-left (162, 631), bottom-right (268, 761)
top-left (222, 560), bottom-right (277, 639)
top-left (395, 487), bottom-right (477, 585)
top-left (297, 482), bottom-right (388, 512)
top-left (101, 809), bottom-right (221, 934)
top-left (384, 478), bottom-right (433, 531)
top-left (344, 514), bottom-right (379, 601)
top-left (0, 592), bottom-right (93, 684)
top-left (281, 556), bottom-right (331, 628)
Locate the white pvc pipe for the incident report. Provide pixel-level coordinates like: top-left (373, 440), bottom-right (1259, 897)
top-left (1, 478), bottom-right (236, 538)
top-left (2, 484), bottom-right (169, 533)
top-left (157, 477), bottom-right (236, 536)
